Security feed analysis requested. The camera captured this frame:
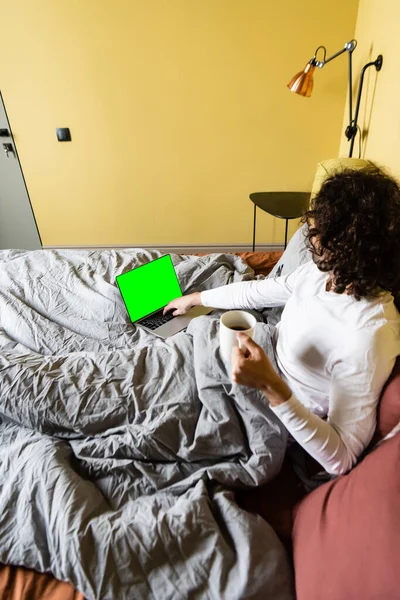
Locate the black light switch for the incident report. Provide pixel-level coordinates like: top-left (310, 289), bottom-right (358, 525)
top-left (56, 128), bottom-right (71, 142)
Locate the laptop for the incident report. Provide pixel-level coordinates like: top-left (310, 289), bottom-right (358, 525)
top-left (116, 254), bottom-right (212, 338)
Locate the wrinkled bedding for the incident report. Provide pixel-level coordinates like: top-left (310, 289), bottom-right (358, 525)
top-left (0, 248), bottom-right (293, 599)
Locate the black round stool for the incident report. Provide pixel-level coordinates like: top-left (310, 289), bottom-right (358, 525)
top-left (249, 191), bottom-right (310, 250)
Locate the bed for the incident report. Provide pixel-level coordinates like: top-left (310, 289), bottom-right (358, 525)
top-left (0, 248), bottom-right (296, 600)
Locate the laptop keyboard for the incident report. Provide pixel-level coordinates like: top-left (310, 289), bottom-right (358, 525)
top-left (140, 309), bottom-right (176, 330)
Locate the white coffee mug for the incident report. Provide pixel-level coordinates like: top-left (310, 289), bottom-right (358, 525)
top-left (219, 310), bottom-right (257, 365)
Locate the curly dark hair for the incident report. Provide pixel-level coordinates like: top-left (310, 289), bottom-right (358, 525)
top-left (301, 164), bottom-right (400, 300)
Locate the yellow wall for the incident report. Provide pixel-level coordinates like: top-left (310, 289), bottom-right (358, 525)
top-left (2, 0), bottom-right (358, 247)
top-left (339, 0), bottom-right (400, 177)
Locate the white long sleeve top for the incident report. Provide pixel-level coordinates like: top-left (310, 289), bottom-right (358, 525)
top-left (201, 261), bottom-right (400, 475)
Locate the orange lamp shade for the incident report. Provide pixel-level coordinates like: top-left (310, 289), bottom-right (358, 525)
top-left (287, 62), bottom-right (316, 97)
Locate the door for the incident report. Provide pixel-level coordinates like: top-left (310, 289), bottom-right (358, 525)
top-left (0, 92), bottom-right (41, 249)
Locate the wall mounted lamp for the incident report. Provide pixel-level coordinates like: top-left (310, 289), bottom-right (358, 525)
top-left (287, 40), bottom-right (383, 157)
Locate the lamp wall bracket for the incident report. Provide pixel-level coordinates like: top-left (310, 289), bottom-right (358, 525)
top-left (375, 54), bottom-right (383, 71)
top-left (348, 54), bottom-right (383, 157)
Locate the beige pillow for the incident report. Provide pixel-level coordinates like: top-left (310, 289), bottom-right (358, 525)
top-left (311, 157), bottom-right (372, 199)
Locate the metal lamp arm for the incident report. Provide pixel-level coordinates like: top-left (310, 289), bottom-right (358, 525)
top-left (320, 46), bottom-right (348, 65)
top-left (313, 40), bottom-right (357, 67)
top-left (312, 40), bottom-right (357, 128)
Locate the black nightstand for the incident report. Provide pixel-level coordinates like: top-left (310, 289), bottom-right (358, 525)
top-left (250, 191), bottom-right (310, 251)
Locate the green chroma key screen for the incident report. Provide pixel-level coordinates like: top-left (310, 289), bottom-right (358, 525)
top-left (116, 255), bottom-right (182, 322)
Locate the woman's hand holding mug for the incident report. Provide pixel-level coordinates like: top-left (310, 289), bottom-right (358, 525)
top-left (231, 333), bottom-right (291, 407)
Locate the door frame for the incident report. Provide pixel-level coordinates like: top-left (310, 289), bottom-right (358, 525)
top-left (0, 91), bottom-right (42, 247)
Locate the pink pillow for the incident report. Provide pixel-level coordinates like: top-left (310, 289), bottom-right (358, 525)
top-left (377, 356), bottom-right (400, 438)
top-left (292, 432), bottom-right (400, 600)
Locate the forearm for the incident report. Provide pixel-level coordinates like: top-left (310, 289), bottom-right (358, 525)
top-left (269, 395), bottom-right (356, 476)
top-left (201, 284), bottom-right (255, 310)
top-left (201, 277), bottom-right (293, 310)
top-left (260, 376), bottom-right (292, 406)
top-left (188, 292), bottom-right (202, 306)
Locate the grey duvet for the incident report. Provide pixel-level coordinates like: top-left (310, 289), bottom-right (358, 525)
top-left (0, 248), bottom-right (293, 600)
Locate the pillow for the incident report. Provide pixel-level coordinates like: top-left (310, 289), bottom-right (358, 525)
top-left (292, 431), bottom-right (400, 600)
top-left (264, 224), bottom-right (311, 326)
top-left (376, 356), bottom-right (400, 438)
top-left (267, 224), bottom-right (311, 281)
top-left (310, 157), bottom-right (371, 199)
top-left (236, 251), bottom-right (284, 276)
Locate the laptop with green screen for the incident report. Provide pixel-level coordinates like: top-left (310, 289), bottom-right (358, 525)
top-left (116, 254), bottom-right (212, 338)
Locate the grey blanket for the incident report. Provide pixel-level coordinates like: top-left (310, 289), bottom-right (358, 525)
top-left (0, 249), bottom-right (293, 599)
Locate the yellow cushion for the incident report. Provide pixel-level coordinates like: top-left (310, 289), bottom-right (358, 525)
top-left (310, 157), bottom-right (372, 199)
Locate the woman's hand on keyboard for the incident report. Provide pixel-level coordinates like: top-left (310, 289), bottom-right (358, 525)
top-left (163, 292), bottom-right (202, 316)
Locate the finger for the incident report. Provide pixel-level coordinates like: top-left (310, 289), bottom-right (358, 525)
top-left (235, 337), bottom-right (250, 358)
top-left (232, 345), bottom-right (246, 359)
top-left (232, 368), bottom-right (245, 385)
top-left (231, 356), bottom-right (246, 377)
top-left (231, 362), bottom-right (241, 379)
top-left (231, 348), bottom-right (240, 368)
top-left (237, 333), bottom-right (260, 353)
top-left (231, 347), bottom-right (247, 364)
top-left (163, 304), bottom-right (172, 315)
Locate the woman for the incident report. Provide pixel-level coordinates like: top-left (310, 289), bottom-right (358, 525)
top-left (164, 166), bottom-right (400, 476)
